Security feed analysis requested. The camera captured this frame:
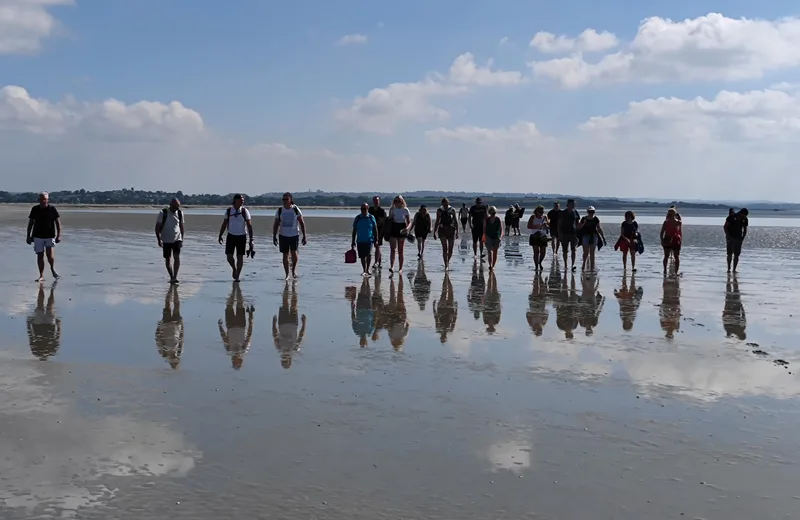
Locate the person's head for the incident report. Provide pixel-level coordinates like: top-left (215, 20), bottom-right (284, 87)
top-left (232, 193), bottom-right (244, 209)
top-left (462, 202), bottom-right (466, 208)
top-left (420, 204), bottom-right (428, 215)
top-left (476, 197), bottom-right (483, 205)
top-left (534, 205), bottom-right (544, 216)
top-left (514, 203), bottom-right (520, 209)
top-left (442, 197), bottom-right (450, 207)
top-left (282, 192), bottom-right (293, 208)
top-left (666, 208), bottom-right (677, 220)
top-left (372, 196), bottom-right (381, 207)
top-left (393, 195), bottom-right (406, 208)
top-left (38, 192), bottom-right (49, 206)
top-left (624, 210), bottom-right (635, 222)
top-left (360, 202), bottom-right (369, 214)
top-left (553, 201), bottom-right (560, 210)
top-left (169, 198), bottom-right (181, 211)
top-left (566, 199), bottom-right (575, 210)
top-left (739, 207), bottom-right (749, 217)
top-left (488, 206), bottom-right (497, 217)
top-left (587, 205), bottom-right (596, 217)
top-left (729, 208), bottom-right (735, 216)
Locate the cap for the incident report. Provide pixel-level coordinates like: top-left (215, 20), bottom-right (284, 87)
top-left (587, 206), bottom-right (596, 211)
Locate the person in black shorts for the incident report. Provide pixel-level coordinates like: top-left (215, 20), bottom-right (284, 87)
top-left (369, 196), bottom-right (387, 269)
top-left (218, 194), bottom-right (254, 282)
top-left (547, 202), bottom-right (561, 254)
top-left (469, 197), bottom-right (488, 258)
top-left (724, 208), bottom-right (749, 273)
top-left (558, 199), bottom-right (580, 271)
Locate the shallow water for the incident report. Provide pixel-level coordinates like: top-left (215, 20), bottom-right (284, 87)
top-left (2, 213), bottom-right (800, 519)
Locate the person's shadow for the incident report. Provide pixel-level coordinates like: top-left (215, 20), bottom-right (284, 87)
top-left (349, 277), bottom-right (375, 348)
top-left (155, 284), bottom-right (184, 369)
top-left (614, 273), bottom-right (643, 332)
top-left (555, 274), bottom-right (579, 340)
top-left (27, 282), bottom-right (61, 360)
top-left (410, 259), bottom-right (432, 311)
top-left (218, 282), bottom-right (254, 369)
top-left (578, 274), bottom-right (604, 337)
top-left (272, 281), bottom-right (307, 369)
top-left (483, 272), bottom-right (501, 334)
top-left (527, 272), bottom-right (549, 336)
top-left (433, 272), bottom-right (458, 343)
top-left (384, 277), bottom-right (409, 351)
top-left (467, 260), bottom-right (486, 320)
top-left (722, 273), bottom-right (746, 341)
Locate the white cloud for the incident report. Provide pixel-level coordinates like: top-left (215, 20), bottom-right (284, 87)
top-left (337, 33), bottom-right (368, 46)
top-left (499, 36), bottom-right (509, 46)
top-left (529, 28), bottom-right (619, 54)
top-left (426, 121), bottom-right (544, 146)
top-left (0, 0), bottom-right (72, 55)
top-left (337, 53), bottom-right (522, 133)
top-left (530, 13), bottom-right (800, 88)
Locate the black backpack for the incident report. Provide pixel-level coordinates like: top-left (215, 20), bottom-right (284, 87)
top-left (439, 207), bottom-right (455, 228)
top-left (159, 208), bottom-right (183, 230)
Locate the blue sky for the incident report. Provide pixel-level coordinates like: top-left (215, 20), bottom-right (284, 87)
top-left (3, 0), bottom-right (800, 200)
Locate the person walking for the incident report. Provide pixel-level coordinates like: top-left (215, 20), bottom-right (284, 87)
top-left (615, 211), bottom-right (639, 272)
top-left (527, 205), bottom-right (549, 270)
top-left (369, 196), bottom-right (387, 269)
top-left (273, 192), bottom-right (308, 280)
top-left (411, 205), bottom-right (432, 258)
top-left (484, 206), bottom-right (503, 271)
top-left (387, 195), bottom-right (412, 274)
top-left (459, 203), bottom-right (470, 233)
top-left (434, 197), bottom-right (459, 271)
top-left (661, 207), bottom-right (682, 274)
top-left (558, 199), bottom-right (580, 271)
top-left (547, 202), bottom-right (561, 255)
top-left (469, 197), bottom-right (488, 259)
top-left (512, 204), bottom-right (525, 236)
top-left (26, 192), bottom-right (62, 282)
top-left (218, 194), bottom-right (253, 282)
top-left (155, 198), bottom-right (185, 284)
top-left (578, 206), bottom-right (605, 272)
top-left (504, 206), bottom-right (515, 236)
top-left (351, 203), bottom-right (379, 275)
top-left (724, 208), bottom-right (749, 273)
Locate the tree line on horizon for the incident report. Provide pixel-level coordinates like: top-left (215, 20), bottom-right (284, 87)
top-left (0, 188), bottom-right (788, 211)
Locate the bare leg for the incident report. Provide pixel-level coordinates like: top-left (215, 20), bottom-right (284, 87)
top-left (630, 251), bottom-right (636, 271)
top-left (581, 244), bottom-right (589, 271)
top-left (561, 243), bottom-right (568, 267)
top-left (45, 248), bottom-right (58, 278)
top-left (571, 244), bottom-right (577, 270)
top-left (663, 249), bottom-right (669, 273)
top-left (226, 254), bottom-right (237, 279)
top-left (397, 240), bottom-right (405, 272)
top-left (282, 251), bottom-right (290, 278)
top-left (389, 239), bottom-right (397, 272)
top-left (36, 252), bottom-right (45, 281)
top-left (733, 253), bottom-right (740, 272)
top-left (447, 238), bottom-right (455, 264)
top-left (164, 258), bottom-right (175, 281)
top-left (539, 245), bottom-right (547, 267)
top-left (533, 246), bottom-right (540, 269)
top-left (235, 254), bottom-right (244, 280)
top-left (589, 246), bottom-right (596, 271)
top-left (674, 250), bottom-right (680, 273)
top-left (291, 249), bottom-right (299, 277)
top-left (375, 243), bottom-right (382, 267)
top-left (440, 237), bottom-right (449, 269)
top-left (622, 251), bottom-right (628, 269)
top-left (173, 254), bottom-right (181, 281)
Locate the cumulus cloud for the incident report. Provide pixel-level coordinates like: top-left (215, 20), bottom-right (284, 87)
top-left (530, 13), bottom-right (800, 88)
top-left (0, 0), bottom-right (72, 54)
top-left (426, 121), bottom-right (545, 146)
top-left (336, 53), bottom-right (522, 134)
top-left (337, 33), bottom-right (368, 46)
top-left (529, 29), bottom-right (619, 54)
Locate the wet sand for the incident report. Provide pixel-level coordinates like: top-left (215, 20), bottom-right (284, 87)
top-left (2, 212), bottom-right (800, 519)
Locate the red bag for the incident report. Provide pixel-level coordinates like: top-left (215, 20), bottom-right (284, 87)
top-left (345, 249), bottom-right (357, 264)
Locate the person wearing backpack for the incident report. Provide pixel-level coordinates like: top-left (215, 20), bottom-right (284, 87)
top-left (155, 198), bottom-right (185, 284)
top-left (273, 192), bottom-right (307, 280)
top-left (218, 193), bottom-right (253, 282)
top-left (434, 197), bottom-right (459, 271)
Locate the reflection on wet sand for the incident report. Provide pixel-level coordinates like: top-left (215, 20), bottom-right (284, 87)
top-left (467, 260), bottom-right (486, 320)
top-left (614, 274), bottom-right (644, 332)
top-left (410, 259), bottom-right (432, 311)
top-left (272, 282), bottom-right (307, 369)
top-left (527, 272), bottom-right (548, 336)
top-left (349, 278), bottom-right (375, 347)
top-left (154, 285), bottom-right (184, 369)
top-left (578, 275), bottom-right (604, 336)
top-left (722, 274), bottom-right (747, 340)
top-left (218, 283), bottom-right (254, 369)
top-left (555, 274), bottom-right (579, 339)
top-left (433, 273), bottom-right (458, 343)
top-left (483, 272), bottom-right (501, 334)
top-left (26, 283), bottom-right (61, 360)
top-left (381, 276), bottom-right (409, 350)
top-left (660, 275), bottom-right (682, 339)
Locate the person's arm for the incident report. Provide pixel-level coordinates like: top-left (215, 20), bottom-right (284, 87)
top-left (598, 221), bottom-right (605, 241)
top-left (527, 215), bottom-right (536, 229)
top-left (500, 220), bottom-right (505, 239)
top-left (245, 210), bottom-right (254, 244)
top-left (372, 217), bottom-right (379, 243)
top-left (742, 219), bottom-right (748, 240)
top-left (620, 223), bottom-right (627, 241)
top-left (434, 210), bottom-right (442, 237)
top-left (179, 215), bottom-right (185, 239)
top-left (577, 217), bottom-right (586, 229)
top-left (155, 213), bottom-right (163, 245)
top-left (54, 212), bottom-right (61, 242)
top-left (405, 210), bottom-right (412, 230)
top-left (298, 215), bottom-right (307, 245)
top-left (351, 218), bottom-right (358, 247)
top-left (272, 210), bottom-right (280, 245)
top-left (218, 213), bottom-right (228, 244)
top-left (723, 218), bottom-right (729, 237)
top-left (660, 222), bottom-right (666, 241)
top-left (26, 216), bottom-right (34, 244)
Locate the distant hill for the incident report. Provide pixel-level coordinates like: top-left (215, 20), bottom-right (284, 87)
top-left (2, 189), bottom-right (799, 212)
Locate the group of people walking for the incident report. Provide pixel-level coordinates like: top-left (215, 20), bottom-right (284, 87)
top-left (24, 192), bottom-right (752, 283)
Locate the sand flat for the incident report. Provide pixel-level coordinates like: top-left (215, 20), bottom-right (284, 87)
top-left (1, 213), bottom-right (799, 519)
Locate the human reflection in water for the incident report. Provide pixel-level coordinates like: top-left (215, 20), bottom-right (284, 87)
top-left (382, 276), bottom-right (410, 350)
top-left (350, 277), bottom-right (376, 347)
top-left (578, 274), bottom-right (605, 336)
top-left (272, 281), bottom-right (307, 369)
top-left (410, 259), bottom-right (432, 311)
top-left (722, 273), bottom-right (746, 340)
top-left (218, 282), bottom-right (254, 369)
top-left (154, 284), bottom-right (184, 369)
top-left (614, 274), bottom-right (643, 332)
top-left (467, 260), bottom-right (486, 320)
top-left (659, 275), bottom-right (681, 339)
top-left (433, 272), bottom-right (458, 343)
top-left (527, 272), bottom-right (549, 336)
top-left (555, 274), bottom-right (579, 339)
top-left (483, 272), bottom-right (501, 334)
top-left (26, 282), bottom-right (61, 360)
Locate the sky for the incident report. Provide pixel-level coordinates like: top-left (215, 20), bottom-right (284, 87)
top-left (2, 0), bottom-right (800, 201)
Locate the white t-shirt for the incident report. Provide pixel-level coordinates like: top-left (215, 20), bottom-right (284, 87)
top-left (226, 207), bottom-right (251, 236)
top-left (389, 207), bottom-right (410, 223)
top-left (156, 209), bottom-right (184, 243)
top-left (275, 205), bottom-right (302, 237)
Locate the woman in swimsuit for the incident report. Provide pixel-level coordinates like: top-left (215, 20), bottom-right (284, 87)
top-left (577, 206), bottom-right (605, 272)
top-left (660, 207), bottom-right (682, 274)
top-left (411, 205), bottom-right (432, 259)
top-left (616, 210), bottom-right (639, 271)
top-left (527, 205), bottom-right (549, 270)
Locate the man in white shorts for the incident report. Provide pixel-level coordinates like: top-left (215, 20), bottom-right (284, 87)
top-left (273, 192), bottom-right (307, 280)
top-left (26, 192), bottom-right (62, 282)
